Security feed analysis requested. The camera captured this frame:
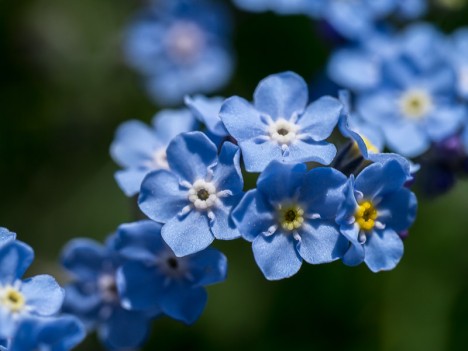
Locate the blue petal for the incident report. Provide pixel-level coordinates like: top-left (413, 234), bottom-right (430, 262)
top-left (252, 233), bottom-right (302, 280)
top-left (152, 108), bottom-right (198, 145)
top-left (162, 210), bottom-right (214, 257)
top-left (287, 140), bottom-right (337, 166)
top-left (425, 105), bottom-right (466, 142)
top-left (212, 142), bottom-right (243, 194)
top-left (238, 139), bottom-right (283, 173)
top-left (336, 177), bottom-right (358, 226)
top-left (298, 96), bottom-right (342, 140)
top-left (0, 308), bottom-right (14, 339)
top-left (298, 221), bottom-right (348, 264)
top-left (159, 284), bottom-right (207, 325)
top-left (99, 307), bottom-right (150, 350)
top-left (342, 242), bottom-right (365, 267)
top-left (110, 120), bottom-right (159, 168)
top-left (383, 120), bottom-right (430, 157)
top-left (253, 72), bottom-right (308, 119)
top-left (166, 131), bottom-right (219, 183)
top-left (232, 190), bottom-right (276, 242)
top-left (355, 160), bottom-right (409, 199)
top-left (220, 96), bottom-right (269, 141)
top-left (210, 195), bottom-right (243, 240)
top-left (0, 241), bottom-right (34, 285)
top-left (257, 161), bottom-right (307, 204)
top-left (114, 220), bottom-right (164, 262)
top-left (185, 95), bottom-right (227, 136)
top-left (61, 238), bottom-right (110, 281)
top-left (62, 283), bottom-right (101, 319)
top-left (0, 227), bottom-right (16, 246)
top-left (378, 188), bottom-right (417, 232)
top-left (189, 248), bottom-right (228, 286)
top-left (114, 168), bottom-right (150, 197)
top-left (21, 275), bottom-right (64, 316)
top-left (364, 228), bottom-right (404, 272)
top-left (298, 167), bottom-right (348, 219)
top-left (138, 170), bottom-right (189, 223)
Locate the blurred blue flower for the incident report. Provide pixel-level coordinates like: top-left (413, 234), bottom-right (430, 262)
top-left (125, 0), bottom-right (234, 105)
top-left (110, 108), bottom-right (198, 196)
top-left (7, 316), bottom-right (85, 351)
top-left (114, 220), bottom-right (227, 325)
top-left (233, 0), bottom-right (318, 16)
top-left (139, 131), bottom-right (243, 256)
top-left (0, 228), bottom-right (15, 246)
top-left (185, 95), bottom-right (228, 137)
top-left (61, 237), bottom-right (153, 350)
top-left (329, 24), bottom-right (466, 158)
top-left (0, 241), bottom-right (64, 339)
top-left (232, 161), bottom-right (349, 280)
top-left (448, 28), bottom-right (468, 100)
top-left (336, 160), bottom-right (417, 272)
top-left (220, 72), bottom-right (342, 172)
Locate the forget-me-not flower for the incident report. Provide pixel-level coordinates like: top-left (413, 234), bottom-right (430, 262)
top-left (61, 237), bottom-right (153, 350)
top-left (114, 220), bottom-right (227, 324)
top-left (125, 0), bottom-right (234, 105)
top-left (0, 228), bottom-right (15, 246)
top-left (0, 241), bottom-right (64, 339)
top-left (110, 108), bottom-right (197, 196)
top-left (139, 131), bottom-right (243, 256)
top-left (337, 160), bottom-right (417, 272)
top-left (232, 161), bottom-right (349, 280)
top-left (220, 71), bottom-right (342, 172)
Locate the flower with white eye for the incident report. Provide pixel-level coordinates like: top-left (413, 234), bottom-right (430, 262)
top-left (139, 131), bottom-right (244, 257)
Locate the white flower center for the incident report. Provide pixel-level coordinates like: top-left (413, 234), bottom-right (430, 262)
top-left (156, 250), bottom-right (189, 278)
top-left (165, 21), bottom-right (205, 63)
top-left (98, 274), bottom-right (119, 303)
top-left (148, 147), bottom-right (169, 170)
top-left (188, 179), bottom-right (218, 210)
top-left (268, 118), bottom-right (300, 145)
top-left (399, 89), bottom-right (433, 120)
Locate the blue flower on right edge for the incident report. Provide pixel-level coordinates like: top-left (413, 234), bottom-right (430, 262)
top-left (337, 160), bottom-right (417, 272)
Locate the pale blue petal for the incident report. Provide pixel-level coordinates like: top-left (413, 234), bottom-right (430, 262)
top-left (21, 275), bottom-right (64, 316)
top-left (298, 96), bottom-right (342, 140)
top-left (0, 241), bottom-right (34, 285)
top-left (364, 228), bottom-right (404, 272)
top-left (114, 168), bottom-right (149, 197)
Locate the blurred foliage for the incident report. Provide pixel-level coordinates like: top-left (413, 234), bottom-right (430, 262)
top-left (1, 0), bottom-right (468, 350)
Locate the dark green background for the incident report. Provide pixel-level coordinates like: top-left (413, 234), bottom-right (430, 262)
top-left (1, 0), bottom-right (468, 350)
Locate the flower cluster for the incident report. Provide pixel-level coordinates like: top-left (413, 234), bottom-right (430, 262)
top-left (0, 228), bottom-right (84, 351)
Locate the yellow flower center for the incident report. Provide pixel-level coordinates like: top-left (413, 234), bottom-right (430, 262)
top-left (355, 201), bottom-right (378, 232)
top-left (353, 134), bottom-right (379, 155)
top-left (1, 287), bottom-right (25, 313)
top-left (279, 205), bottom-right (304, 231)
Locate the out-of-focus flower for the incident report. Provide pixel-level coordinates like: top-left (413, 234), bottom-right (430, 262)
top-left (114, 220), bottom-right (227, 325)
top-left (232, 161), bottom-right (349, 280)
top-left (185, 95), bottom-right (227, 137)
top-left (139, 131), bottom-right (243, 257)
top-left (125, 0), bottom-right (234, 105)
top-left (220, 72), bottom-right (342, 172)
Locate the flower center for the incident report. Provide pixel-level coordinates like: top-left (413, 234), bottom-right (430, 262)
top-left (1, 287), bottom-right (25, 313)
top-left (165, 21), bottom-right (205, 63)
top-left (355, 200), bottom-right (378, 232)
top-left (149, 148), bottom-right (169, 170)
top-left (399, 89), bottom-right (433, 120)
top-left (279, 205), bottom-right (304, 231)
top-left (268, 118), bottom-right (300, 145)
top-left (98, 274), bottom-right (119, 303)
top-left (188, 179), bottom-right (217, 210)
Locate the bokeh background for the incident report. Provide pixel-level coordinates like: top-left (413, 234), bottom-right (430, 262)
top-left (2, 0), bottom-right (468, 350)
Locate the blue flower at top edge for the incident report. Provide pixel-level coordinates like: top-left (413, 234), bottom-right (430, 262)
top-left (336, 160), bottom-right (417, 272)
top-left (114, 220), bottom-right (227, 325)
top-left (0, 228), bottom-right (16, 246)
top-left (61, 236), bottom-right (154, 350)
top-left (220, 71), bottom-right (342, 173)
top-left (138, 131), bottom-right (244, 257)
top-left (0, 241), bottom-right (64, 340)
top-left (232, 161), bottom-right (349, 280)
top-left (110, 108), bottom-right (198, 197)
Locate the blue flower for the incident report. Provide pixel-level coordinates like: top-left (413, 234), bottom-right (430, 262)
top-left (448, 28), bottom-right (468, 100)
top-left (139, 131), bottom-right (243, 256)
top-left (0, 241), bottom-right (64, 339)
top-left (232, 0), bottom-right (318, 16)
top-left (124, 0), bottom-right (234, 105)
top-left (113, 220), bottom-right (227, 325)
top-left (185, 95), bottom-right (228, 137)
top-left (220, 72), bottom-right (342, 172)
top-left (61, 237), bottom-right (153, 350)
top-left (7, 316), bottom-right (85, 351)
top-left (232, 161), bottom-right (349, 280)
top-left (0, 228), bottom-right (15, 246)
top-left (329, 24), bottom-right (466, 158)
top-left (336, 160), bottom-right (417, 272)
top-left (110, 108), bottom-right (198, 196)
